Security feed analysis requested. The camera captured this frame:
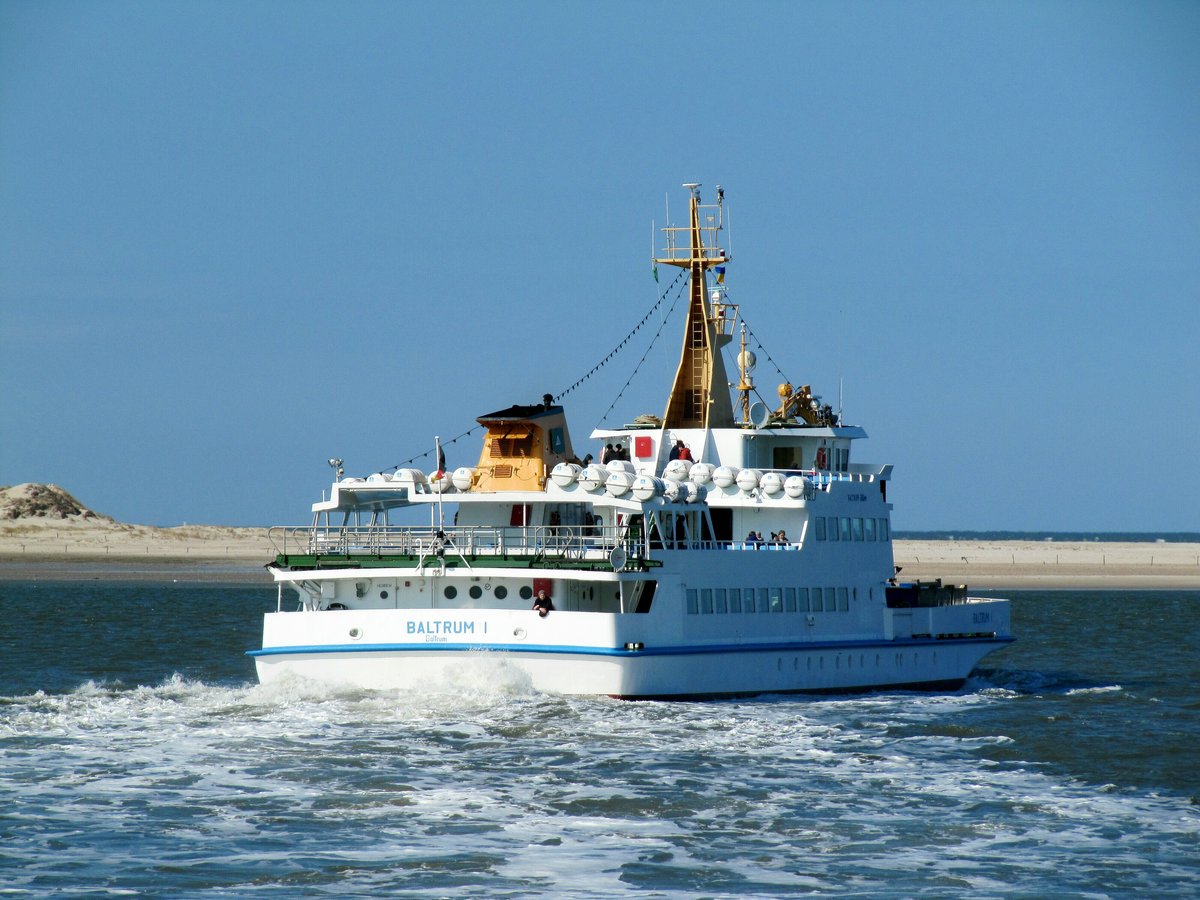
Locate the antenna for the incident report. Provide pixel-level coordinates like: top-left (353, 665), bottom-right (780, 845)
top-left (727, 203), bottom-right (732, 260)
top-left (664, 192), bottom-right (669, 253)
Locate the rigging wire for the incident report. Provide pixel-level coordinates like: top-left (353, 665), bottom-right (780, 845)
top-left (715, 290), bottom-right (836, 420)
top-left (376, 268), bottom-right (689, 475)
top-left (591, 270), bottom-right (689, 429)
top-left (741, 319), bottom-right (792, 387)
top-left (374, 279), bottom-right (818, 476)
top-left (711, 285), bottom-right (818, 413)
top-left (555, 267), bottom-right (687, 404)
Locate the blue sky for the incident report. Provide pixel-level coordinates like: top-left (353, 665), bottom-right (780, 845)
top-left (2, 1), bottom-right (1197, 530)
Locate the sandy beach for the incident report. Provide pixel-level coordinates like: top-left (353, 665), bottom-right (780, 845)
top-left (891, 539), bottom-right (1200, 591)
top-left (0, 518), bottom-right (276, 582)
top-left (0, 516), bottom-right (1197, 588)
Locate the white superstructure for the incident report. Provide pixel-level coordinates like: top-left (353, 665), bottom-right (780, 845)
top-left (251, 185), bottom-right (1012, 698)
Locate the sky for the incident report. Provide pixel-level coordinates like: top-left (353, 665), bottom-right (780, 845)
top-left (1, 1), bottom-right (1197, 531)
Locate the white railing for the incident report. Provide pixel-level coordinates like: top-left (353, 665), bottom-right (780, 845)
top-left (268, 524), bottom-right (818, 562)
top-left (268, 524), bottom-right (637, 562)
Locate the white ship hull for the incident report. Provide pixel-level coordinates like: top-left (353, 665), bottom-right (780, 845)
top-left (251, 185), bottom-right (1014, 699)
top-left (253, 623), bottom-right (1010, 699)
top-left (252, 554), bottom-right (1012, 698)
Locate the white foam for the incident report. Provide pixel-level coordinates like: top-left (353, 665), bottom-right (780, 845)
top-left (3, 676), bottom-right (1198, 896)
top-left (1064, 684), bottom-right (1123, 696)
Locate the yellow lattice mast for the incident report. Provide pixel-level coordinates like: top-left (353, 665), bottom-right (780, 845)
top-left (656, 184), bottom-right (737, 430)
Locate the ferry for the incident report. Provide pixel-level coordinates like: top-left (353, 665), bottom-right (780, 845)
top-left (250, 184), bottom-right (1013, 699)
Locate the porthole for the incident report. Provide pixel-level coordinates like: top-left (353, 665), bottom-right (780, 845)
top-left (519, 586), bottom-right (533, 600)
top-left (444, 586), bottom-right (458, 599)
top-left (494, 585), bottom-right (508, 599)
top-left (380, 590), bottom-right (389, 600)
top-left (469, 586), bottom-right (482, 599)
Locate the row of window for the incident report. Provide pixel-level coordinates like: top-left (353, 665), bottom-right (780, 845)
top-left (813, 517), bottom-right (890, 542)
top-left (686, 586), bottom-right (858, 615)
top-left (443, 584), bottom-right (533, 601)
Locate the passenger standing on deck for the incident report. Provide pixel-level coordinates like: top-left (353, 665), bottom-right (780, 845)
top-left (677, 444), bottom-right (692, 462)
top-left (532, 589), bottom-right (555, 617)
top-left (669, 440), bottom-right (682, 461)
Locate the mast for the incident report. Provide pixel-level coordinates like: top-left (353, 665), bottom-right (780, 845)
top-left (656, 184), bottom-right (737, 430)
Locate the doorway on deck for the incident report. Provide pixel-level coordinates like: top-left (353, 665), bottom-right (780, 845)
top-left (709, 507), bottom-right (733, 543)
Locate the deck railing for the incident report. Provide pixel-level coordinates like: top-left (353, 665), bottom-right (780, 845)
top-left (268, 524), bottom-right (641, 564)
top-left (268, 525), bottom-right (809, 567)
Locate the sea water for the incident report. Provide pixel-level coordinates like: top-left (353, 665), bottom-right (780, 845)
top-left (1, 582), bottom-right (1197, 897)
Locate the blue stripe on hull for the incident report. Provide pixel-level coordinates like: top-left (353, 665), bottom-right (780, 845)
top-left (248, 635), bottom-right (1014, 659)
